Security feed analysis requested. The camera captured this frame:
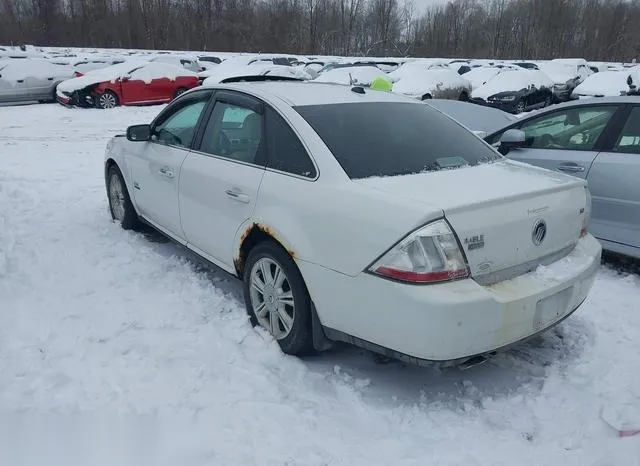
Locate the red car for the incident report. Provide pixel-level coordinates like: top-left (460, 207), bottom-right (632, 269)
top-left (56, 61), bottom-right (200, 109)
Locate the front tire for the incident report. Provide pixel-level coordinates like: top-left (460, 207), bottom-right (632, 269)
top-left (96, 90), bottom-right (119, 109)
top-left (107, 165), bottom-right (139, 230)
top-left (243, 241), bottom-right (313, 355)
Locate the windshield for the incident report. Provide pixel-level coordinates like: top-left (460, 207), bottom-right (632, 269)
top-left (295, 102), bottom-right (501, 179)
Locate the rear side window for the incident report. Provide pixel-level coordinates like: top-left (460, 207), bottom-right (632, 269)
top-left (614, 107), bottom-right (640, 153)
top-left (517, 106), bottom-right (617, 150)
top-left (295, 102), bottom-right (500, 179)
top-left (265, 107), bottom-right (316, 178)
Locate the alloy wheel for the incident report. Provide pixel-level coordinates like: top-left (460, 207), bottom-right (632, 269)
top-left (99, 92), bottom-right (117, 109)
top-left (108, 173), bottom-right (126, 221)
top-left (249, 257), bottom-right (295, 340)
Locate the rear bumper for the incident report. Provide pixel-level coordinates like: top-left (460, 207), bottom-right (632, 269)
top-left (300, 234), bottom-right (601, 362)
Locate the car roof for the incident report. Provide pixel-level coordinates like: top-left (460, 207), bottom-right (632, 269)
top-left (525, 96), bottom-right (640, 113)
top-left (210, 81), bottom-right (418, 106)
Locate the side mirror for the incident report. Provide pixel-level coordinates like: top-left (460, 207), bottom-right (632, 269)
top-left (126, 124), bottom-right (151, 142)
top-left (498, 129), bottom-right (526, 154)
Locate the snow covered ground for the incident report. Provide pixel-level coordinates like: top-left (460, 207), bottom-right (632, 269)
top-left (1, 103), bottom-right (640, 465)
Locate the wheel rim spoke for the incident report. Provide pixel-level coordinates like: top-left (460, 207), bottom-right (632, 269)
top-left (269, 309), bottom-right (279, 335)
top-left (260, 261), bottom-right (272, 285)
top-left (272, 266), bottom-right (283, 288)
top-left (276, 306), bottom-right (293, 333)
top-left (251, 274), bottom-right (266, 294)
top-left (278, 290), bottom-right (294, 307)
top-left (254, 301), bottom-right (268, 318)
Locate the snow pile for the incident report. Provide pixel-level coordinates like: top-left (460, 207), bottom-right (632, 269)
top-left (391, 68), bottom-right (470, 97)
top-left (472, 70), bottom-right (554, 100)
top-left (0, 58), bottom-right (73, 81)
top-left (572, 70), bottom-right (634, 98)
top-left (313, 66), bottom-right (387, 86)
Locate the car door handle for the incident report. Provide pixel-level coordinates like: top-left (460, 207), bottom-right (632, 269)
top-left (47, 77), bottom-right (54, 81)
top-left (225, 189), bottom-right (250, 203)
top-left (16, 79), bottom-right (24, 83)
top-left (557, 164), bottom-right (585, 173)
top-left (159, 167), bottom-right (174, 178)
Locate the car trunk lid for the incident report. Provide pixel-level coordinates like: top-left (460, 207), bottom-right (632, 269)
top-left (356, 160), bottom-right (587, 283)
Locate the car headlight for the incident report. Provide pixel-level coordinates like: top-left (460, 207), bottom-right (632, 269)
top-left (368, 220), bottom-right (469, 284)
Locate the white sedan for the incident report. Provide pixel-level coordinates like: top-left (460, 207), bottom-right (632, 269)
top-left (104, 82), bottom-right (601, 364)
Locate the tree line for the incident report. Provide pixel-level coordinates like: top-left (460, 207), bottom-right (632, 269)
top-left (1, 0), bottom-right (639, 62)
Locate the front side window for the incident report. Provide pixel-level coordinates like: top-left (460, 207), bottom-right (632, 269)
top-left (295, 102), bottom-right (501, 179)
top-left (199, 101), bottom-right (265, 165)
top-left (518, 106), bottom-right (617, 150)
top-left (265, 107), bottom-right (316, 178)
top-left (613, 107), bottom-right (640, 154)
top-left (152, 92), bottom-right (210, 148)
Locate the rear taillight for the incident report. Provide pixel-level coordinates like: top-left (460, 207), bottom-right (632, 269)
top-left (369, 220), bottom-right (469, 284)
top-left (581, 187), bottom-right (591, 237)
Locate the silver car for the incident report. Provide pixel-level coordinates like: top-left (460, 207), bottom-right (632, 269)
top-left (486, 96), bottom-right (640, 259)
top-left (0, 58), bottom-right (74, 104)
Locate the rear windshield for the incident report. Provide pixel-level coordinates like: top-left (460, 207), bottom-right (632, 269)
top-left (294, 102), bottom-right (501, 179)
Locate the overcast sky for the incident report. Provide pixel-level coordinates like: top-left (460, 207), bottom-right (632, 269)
top-left (412, 0), bottom-right (449, 12)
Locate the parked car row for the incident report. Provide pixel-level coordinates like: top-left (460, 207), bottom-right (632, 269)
top-left (2, 47), bottom-right (639, 112)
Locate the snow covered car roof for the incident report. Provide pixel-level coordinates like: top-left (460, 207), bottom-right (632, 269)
top-left (201, 63), bottom-right (310, 85)
top-left (312, 66), bottom-right (388, 86)
top-left (391, 69), bottom-right (470, 96)
top-left (0, 58), bottom-right (73, 80)
top-left (572, 70), bottom-right (638, 98)
top-left (56, 61), bottom-right (196, 95)
top-left (471, 70), bottom-right (554, 100)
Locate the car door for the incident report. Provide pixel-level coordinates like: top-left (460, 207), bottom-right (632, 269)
top-left (128, 90), bottom-right (213, 239)
top-left (119, 66), bottom-right (151, 104)
top-left (0, 64), bottom-right (21, 102)
top-left (586, 105), bottom-right (640, 254)
top-left (495, 104), bottom-right (622, 178)
top-left (179, 91), bottom-right (266, 268)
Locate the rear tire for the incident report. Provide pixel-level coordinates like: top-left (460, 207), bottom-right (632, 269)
top-left (106, 165), bottom-right (140, 230)
top-left (243, 241), bottom-right (313, 355)
top-left (96, 90), bottom-right (119, 109)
